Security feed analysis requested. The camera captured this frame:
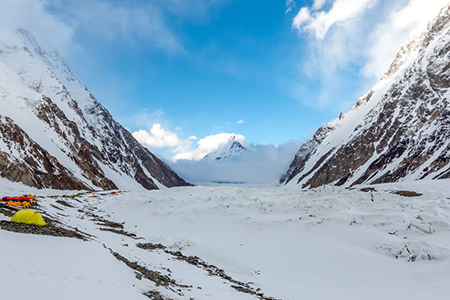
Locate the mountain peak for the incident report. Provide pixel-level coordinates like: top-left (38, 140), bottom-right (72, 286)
top-left (0, 30), bottom-right (189, 190)
top-left (203, 139), bottom-right (247, 162)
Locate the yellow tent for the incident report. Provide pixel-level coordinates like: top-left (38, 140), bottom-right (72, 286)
top-left (11, 209), bottom-right (46, 226)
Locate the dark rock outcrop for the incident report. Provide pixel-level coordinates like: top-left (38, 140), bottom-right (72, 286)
top-left (0, 116), bottom-right (91, 189)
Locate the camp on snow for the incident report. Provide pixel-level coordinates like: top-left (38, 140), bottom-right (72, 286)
top-left (10, 209), bottom-right (46, 226)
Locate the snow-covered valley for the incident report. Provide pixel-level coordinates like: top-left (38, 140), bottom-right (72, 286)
top-left (1, 178), bottom-right (450, 299)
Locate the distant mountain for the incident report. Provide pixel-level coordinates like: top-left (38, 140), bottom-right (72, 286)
top-left (282, 3), bottom-right (450, 188)
top-left (202, 137), bottom-right (247, 162)
top-left (0, 29), bottom-right (189, 190)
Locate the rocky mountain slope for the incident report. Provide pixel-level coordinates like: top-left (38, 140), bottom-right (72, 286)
top-left (0, 29), bottom-right (189, 190)
top-left (282, 3), bottom-right (450, 188)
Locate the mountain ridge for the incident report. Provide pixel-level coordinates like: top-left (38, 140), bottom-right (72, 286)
top-left (282, 3), bottom-right (450, 188)
top-left (0, 29), bottom-right (189, 190)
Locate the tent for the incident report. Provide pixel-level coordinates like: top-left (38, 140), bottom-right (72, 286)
top-left (1, 196), bottom-right (34, 208)
top-left (10, 209), bottom-right (46, 226)
top-left (2, 196), bottom-right (30, 203)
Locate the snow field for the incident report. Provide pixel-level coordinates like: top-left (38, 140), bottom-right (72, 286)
top-left (1, 178), bottom-right (450, 299)
top-left (92, 181), bottom-right (450, 299)
top-left (0, 230), bottom-right (149, 300)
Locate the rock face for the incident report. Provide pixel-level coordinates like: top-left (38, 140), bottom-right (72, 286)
top-left (0, 115), bottom-right (91, 190)
top-left (281, 4), bottom-right (450, 188)
top-left (0, 30), bottom-right (189, 190)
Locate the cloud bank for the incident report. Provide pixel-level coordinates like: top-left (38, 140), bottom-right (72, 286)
top-left (132, 121), bottom-right (302, 183)
top-left (170, 140), bottom-right (302, 184)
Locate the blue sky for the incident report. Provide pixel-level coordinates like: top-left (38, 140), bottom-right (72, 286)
top-left (3, 0), bottom-right (448, 166)
top-left (53, 0), bottom-right (331, 148)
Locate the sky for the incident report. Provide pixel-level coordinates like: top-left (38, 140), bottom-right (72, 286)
top-left (2, 0), bottom-right (449, 182)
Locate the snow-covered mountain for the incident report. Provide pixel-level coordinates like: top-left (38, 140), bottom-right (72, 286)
top-left (282, 3), bottom-right (450, 188)
top-left (202, 136), bottom-right (247, 162)
top-left (0, 29), bottom-right (189, 190)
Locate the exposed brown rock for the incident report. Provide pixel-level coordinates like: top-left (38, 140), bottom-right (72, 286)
top-left (0, 115), bottom-right (91, 190)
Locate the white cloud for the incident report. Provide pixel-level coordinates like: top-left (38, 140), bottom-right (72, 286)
top-left (289, 0), bottom-right (380, 110)
top-left (292, 7), bottom-right (312, 30)
top-left (293, 0), bottom-right (377, 39)
top-left (170, 140), bottom-right (303, 183)
top-left (363, 0), bottom-right (450, 79)
top-left (132, 120), bottom-right (248, 162)
top-left (237, 119), bottom-right (244, 124)
top-left (312, 0), bottom-right (327, 10)
top-left (285, 0), bottom-right (296, 14)
top-left (289, 0), bottom-right (449, 110)
top-left (132, 124), bottom-right (184, 148)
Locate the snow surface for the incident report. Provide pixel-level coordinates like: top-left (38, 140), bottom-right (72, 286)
top-left (1, 176), bottom-right (450, 300)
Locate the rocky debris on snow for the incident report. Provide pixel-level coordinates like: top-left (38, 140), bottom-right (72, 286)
top-left (86, 212), bottom-right (125, 228)
top-left (83, 210), bottom-right (140, 239)
top-left (360, 187), bottom-right (377, 192)
top-left (137, 242), bottom-right (281, 300)
top-left (110, 249), bottom-right (193, 299)
top-left (55, 199), bottom-right (75, 207)
top-left (111, 250), bottom-right (178, 287)
top-left (138, 242), bottom-right (166, 251)
top-left (0, 202), bottom-right (20, 217)
top-left (392, 190), bottom-right (423, 197)
top-left (99, 227), bottom-right (141, 239)
top-left (0, 220), bottom-right (87, 240)
top-left (143, 290), bottom-right (174, 300)
top-left (95, 219), bottom-right (124, 229)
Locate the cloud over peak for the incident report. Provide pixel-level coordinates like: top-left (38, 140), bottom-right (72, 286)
top-left (172, 132), bottom-right (247, 161)
top-left (132, 121), bottom-right (248, 162)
